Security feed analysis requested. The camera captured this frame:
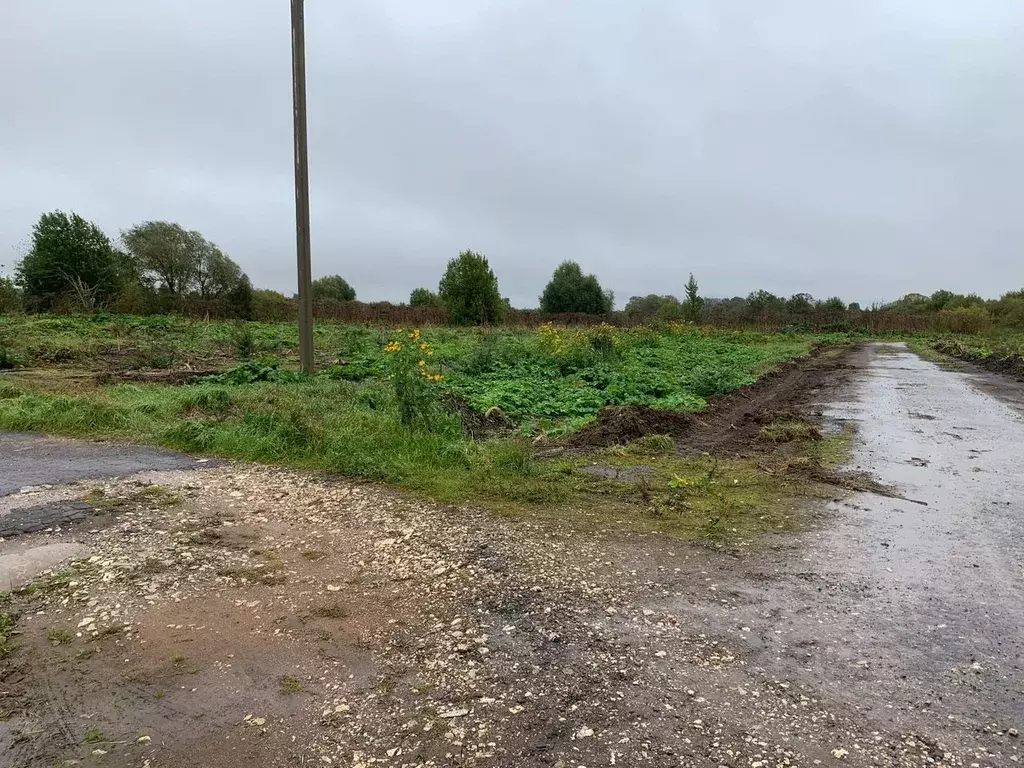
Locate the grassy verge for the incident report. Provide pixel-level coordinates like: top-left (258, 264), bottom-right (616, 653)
top-left (0, 315), bottom-right (853, 542)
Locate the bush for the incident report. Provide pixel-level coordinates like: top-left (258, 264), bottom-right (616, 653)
top-left (231, 321), bottom-right (257, 360)
top-left (438, 250), bottom-right (504, 325)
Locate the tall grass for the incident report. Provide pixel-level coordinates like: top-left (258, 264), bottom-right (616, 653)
top-left (0, 379), bottom-right (568, 504)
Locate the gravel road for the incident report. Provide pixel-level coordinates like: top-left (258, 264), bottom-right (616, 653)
top-left (0, 345), bottom-right (1021, 767)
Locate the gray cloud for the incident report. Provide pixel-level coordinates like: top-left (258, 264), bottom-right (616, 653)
top-left (3, 0), bottom-right (1023, 307)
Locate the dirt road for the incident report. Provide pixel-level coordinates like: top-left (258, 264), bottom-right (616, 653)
top-left (0, 344), bottom-right (1021, 767)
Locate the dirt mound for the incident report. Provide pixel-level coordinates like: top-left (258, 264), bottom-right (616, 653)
top-left (564, 345), bottom-right (859, 452)
top-left (934, 342), bottom-right (1024, 381)
top-left (565, 405), bottom-right (693, 448)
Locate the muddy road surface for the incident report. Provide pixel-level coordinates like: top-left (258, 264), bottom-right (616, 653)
top-left (0, 344), bottom-right (1021, 767)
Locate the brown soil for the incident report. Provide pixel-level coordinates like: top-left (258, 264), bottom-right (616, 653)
top-left (566, 344), bottom-right (859, 454)
top-left (934, 342), bottom-right (1024, 380)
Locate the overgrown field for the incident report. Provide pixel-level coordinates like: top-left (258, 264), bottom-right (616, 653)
top-left (0, 314), bottom-right (850, 541)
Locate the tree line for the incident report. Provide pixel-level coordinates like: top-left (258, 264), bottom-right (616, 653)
top-left (3, 209), bottom-right (1023, 332)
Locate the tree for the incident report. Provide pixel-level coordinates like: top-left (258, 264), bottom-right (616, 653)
top-left (682, 273), bottom-right (703, 323)
top-left (195, 242), bottom-right (243, 299)
top-left (624, 294), bottom-right (681, 320)
top-left (539, 261), bottom-right (613, 314)
top-left (0, 275), bottom-right (21, 314)
top-left (121, 221), bottom-right (198, 295)
top-left (438, 250), bottom-right (504, 325)
top-left (121, 221), bottom-right (249, 305)
top-left (409, 287), bottom-right (441, 307)
top-left (311, 275), bottom-right (356, 302)
top-left (15, 211), bottom-right (129, 310)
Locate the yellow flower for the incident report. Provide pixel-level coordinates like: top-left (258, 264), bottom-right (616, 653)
top-left (384, 341), bottom-right (402, 353)
top-left (419, 342), bottom-right (429, 351)
top-left (427, 350), bottom-right (433, 356)
top-left (418, 359), bottom-right (426, 367)
top-left (408, 329), bottom-right (421, 341)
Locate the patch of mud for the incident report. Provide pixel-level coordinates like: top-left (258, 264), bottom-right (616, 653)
top-left (564, 344), bottom-right (858, 453)
top-left (565, 405), bottom-right (693, 447)
top-left (579, 463), bottom-right (654, 482)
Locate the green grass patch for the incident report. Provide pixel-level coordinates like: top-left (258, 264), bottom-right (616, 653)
top-left (759, 420), bottom-right (821, 443)
top-left (47, 627), bottom-right (74, 646)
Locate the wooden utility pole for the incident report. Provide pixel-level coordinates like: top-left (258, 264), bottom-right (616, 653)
top-left (291, 0), bottom-right (314, 372)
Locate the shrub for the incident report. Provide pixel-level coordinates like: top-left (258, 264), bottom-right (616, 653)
top-left (438, 250), bottom-right (504, 325)
top-left (231, 321), bottom-right (257, 360)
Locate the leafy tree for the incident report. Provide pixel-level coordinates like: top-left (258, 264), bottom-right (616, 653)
top-left (848, 302), bottom-right (862, 312)
top-left (746, 289), bottom-right (785, 317)
top-left (624, 294), bottom-right (682, 320)
top-left (539, 261), bottom-right (613, 314)
top-left (121, 221), bottom-right (197, 295)
top-left (438, 250), bottom-right (504, 325)
top-left (0, 276), bottom-right (22, 314)
top-left (195, 243), bottom-right (243, 299)
top-left (786, 293), bottom-right (814, 316)
top-left (311, 275), bottom-right (356, 302)
top-left (682, 273), bottom-right (703, 323)
top-left (225, 275), bottom-right (254, 319)
top-left (409, 287), bottom-right (441, 307)
top-left (121, 221), bottom-right (249, 303)
top-left (253, 288), bottom-right (294, 321)
top-left (15, 211), bottom-right (130, 310)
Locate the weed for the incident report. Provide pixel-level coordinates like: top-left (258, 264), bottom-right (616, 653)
top-left (83, 727), bottom-right (107, 744)
top-left (0, 612), bottom-right (16, 659)
top-left (759, 420), bottom-right (821, 443)
top-left (171, 654), bottom-right (186, 664)
top-left (279, 675), bottom-right (303, 694)
top-left (624, 434), bottom-right (674, 455)
top-left (47, 628), bottom-right (74, 646)
top-left (301, 550), bottom-right (327, 561)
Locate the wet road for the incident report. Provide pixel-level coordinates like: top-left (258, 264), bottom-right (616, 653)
top-left (744, 343), bottom-right (1024, 761)
top-left (0, 432), bottom-right (206, 496)
top-left (821, 344), bottom-right (1024, 727)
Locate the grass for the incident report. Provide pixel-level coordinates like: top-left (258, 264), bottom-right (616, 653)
top-left (47, 627), bottom-right (74, 646)
top-left (83, 727), bottom-right (107, 744)
top-left (0, 314), bottom-right (862, 542)
top-left (0, 611), bottom-right (16, 659)
top-left (279, 675), bottom-right (303, 694)
top-left (759, 420), bottom-right (821, 443)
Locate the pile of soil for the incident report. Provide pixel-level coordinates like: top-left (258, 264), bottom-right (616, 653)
top-left (934, 341), bottom-right (1024, 380)
top-left (565, 405), bottom-right (693, 448)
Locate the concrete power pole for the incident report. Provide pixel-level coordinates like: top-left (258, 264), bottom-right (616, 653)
top-left (291, 0), bottom-right (314, 372)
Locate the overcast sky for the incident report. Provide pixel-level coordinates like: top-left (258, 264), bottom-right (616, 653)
top-left (3, 1), bottom-right (1023, 308)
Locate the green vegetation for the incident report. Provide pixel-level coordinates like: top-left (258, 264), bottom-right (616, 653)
top-left (409, 287), bottom-right (441, 307)
top-left (83, 727), bottom-right (107, 744)
top-left (311, 275), bottom-right (356, 302)
top-left (438, 249), bottom-right (505, 325)
top-left (0, 608), bottom-right (16, 659)
top-left (47, 627), bottom-right (74, 646)
top-left (0, 312), bottom-right (867, 542)
top-left (539, 261), bottom-right (613, 315)
top-left (279, 675), bottom-right (303, 694)
top-left (15, 211), bottom-right (133, 312)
